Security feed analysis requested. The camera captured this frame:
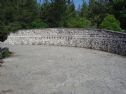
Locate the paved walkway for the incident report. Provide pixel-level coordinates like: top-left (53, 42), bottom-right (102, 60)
top-left (0, 45), bottom-right (126, 94)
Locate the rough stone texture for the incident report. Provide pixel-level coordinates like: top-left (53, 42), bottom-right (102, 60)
top-left (3, 28), bottom-right (126, 55)
top-left (0, 45), bottom-right (126, 94)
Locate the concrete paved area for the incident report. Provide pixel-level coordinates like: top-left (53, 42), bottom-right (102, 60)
top-left (0, 45), bottom-right (126, 94)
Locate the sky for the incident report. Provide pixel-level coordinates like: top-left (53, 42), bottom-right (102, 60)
top-left (74, 0), bottom-right (89, 8)
top-left (37, 0), bottom-right (89, 9)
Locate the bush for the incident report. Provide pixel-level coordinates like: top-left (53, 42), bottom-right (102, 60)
top-left (0, 32), bottom-right (8, 42)
top-left (4, 22), bottom-right (22, 33)
top-left (0, 48), bottom-right (12, 59)
top-left (100, 14), bottom-right (122, 32)
top-left (31, 20), bottom-right (49, 28)
top-left (67, 17), bottom-right (91, 28)
top-left (0, 22), bottom-right (22, 42)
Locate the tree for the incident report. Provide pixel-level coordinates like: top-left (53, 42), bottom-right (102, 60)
top-left (0, 0), bottom-right (38, 32)
top-left (100, 14), bottom-right (122, 32)
top-left (40, 0), bottom-right (76, 27)
top-left (80, 0), bottom-right (88, 18)
top-left (88, 0), bottom-right (108, 27)
top-left (89, 0), bottom-right (95, 13)
top-left (0, 0), bottom-right (126, 31)
top-left (107, 0), bottom-right (126, 29)
top-left (31, 19), bottom-right (48, 28)
top-left (15, 0), bottom-right (38, 28)
top-left (67, 17), bottom-right (91, 28)
top-left (60, 0), bottom-right (76, 27)
top-left (0, 0), bottom-right (16, 41)
top-left (40, 0), bottom-right (67, 27)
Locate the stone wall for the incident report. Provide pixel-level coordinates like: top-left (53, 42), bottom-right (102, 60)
top-left (3, 28), bottom-right (126, 55)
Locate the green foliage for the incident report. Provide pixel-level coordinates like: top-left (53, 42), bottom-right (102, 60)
top-left (31, 20), bottom-right (48, 28)
top-left (4, 22), bottom-right (22, 33)
top-left (0, 0), bottom-right (38, 42)
top-left (1, 48), bottom-right (12, 59)
top-left (40, 0), bottom-right (77, 27)
top-left (108, 0), bottom-right (126, 29)
top-left (59, 0), bottom-right (76, 27)
top-left (88, 0), bottom-right (108, 27)
top-left (0, 0), bottom-right (38, 33)
top-left (0, 0), bottom-right (126, 35)
top-left (0, 32), bottom-right (8, 42)
top-left (40, 0), bottom-right (67, 27)
top-left (67, 17), bottom-right (91, 28)
top-left (100, 15), bottom-right (122, 32)
top-left (80, 0), bottom-right (88, 18)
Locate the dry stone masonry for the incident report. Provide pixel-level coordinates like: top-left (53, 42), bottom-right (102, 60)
top-left (3, 28), bottom-right (126, 55)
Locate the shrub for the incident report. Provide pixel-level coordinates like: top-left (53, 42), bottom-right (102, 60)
top-left (0, 22), bottom-right (22, 42)
top-left (31, 20), bottom-right (48, 28)
top-left (0, 32), bottom-right (8, 42)
top-left (100, 14), bottom-right (122, 32)
top-left (0, 48), bottom-right (12, 59)
top-left (67, 17), bottom-right (91, 28)
top-left (4, 22), bottom-right (22, 33)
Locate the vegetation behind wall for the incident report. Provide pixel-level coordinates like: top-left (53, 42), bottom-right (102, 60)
top-left (0, 0), bottom-right (126, 35)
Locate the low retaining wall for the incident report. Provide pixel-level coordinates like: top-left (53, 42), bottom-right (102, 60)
top-left (3, 28), bottom-right (126, 55)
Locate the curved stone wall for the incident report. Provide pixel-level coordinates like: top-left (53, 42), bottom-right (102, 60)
top-left (3, 28), bottom-right (126, 55)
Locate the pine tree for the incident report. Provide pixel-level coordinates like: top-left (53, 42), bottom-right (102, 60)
top-left (0, 0), bottom-right (38, 31)
top-left (61, 0), bottom-right (76, 27)
top-left (80, 0), bottom-right (88, 18)
top-left (88, 0), bottom-right (108, 27)
top-left (40, 0), bottom-right (70, 27)
top-left (89, 0), bottom-right (95, 10)
top-left (15, 0), bottom-right (38, 28)
top-left (108, 0), bottom-right (126, 29)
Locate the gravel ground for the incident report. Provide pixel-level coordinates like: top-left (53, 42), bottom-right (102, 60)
top-left (0, 45), bottom-right (126, 94)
